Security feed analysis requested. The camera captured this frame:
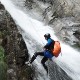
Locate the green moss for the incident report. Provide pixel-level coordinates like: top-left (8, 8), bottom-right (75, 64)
top-left (0, 46), bottom-right (5, 61)
top-left (0, 46), bottom-right (7, 80)
top-left (0, 61), bottom-right (7, 80)
top-left (0, 32), bottom-right (2, 38)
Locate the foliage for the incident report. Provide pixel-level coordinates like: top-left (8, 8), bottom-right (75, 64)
top-left (0, 61), bottom-right (7, 80)
top-left (0, 45), bottom-right (7, 62)
top-left (0, 46), bottom-right (5, 61)
top-left (0, 46), bottom-right (7, 80)
top-left (0, 31), bottom-right (2, 38)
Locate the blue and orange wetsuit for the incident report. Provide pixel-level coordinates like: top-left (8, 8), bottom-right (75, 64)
top-left (29, 38), bottom-right (55, 73)
top-left (44, 38), bottom-right (55, 58)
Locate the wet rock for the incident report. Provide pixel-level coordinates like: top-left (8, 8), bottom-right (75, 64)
top-left (0, 2), bottom-right (5, 10)
top-left (73, 30), bottom-right (80, 40)
top-left (24, 0), bottom-right (80, 47)
top-left (0, 4), bottom-right (35, 80)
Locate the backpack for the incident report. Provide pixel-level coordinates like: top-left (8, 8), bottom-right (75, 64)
top-left (51, 41), bottom-right (61, 57)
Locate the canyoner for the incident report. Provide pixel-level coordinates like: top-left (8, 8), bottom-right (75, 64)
top-left (25, 33), bottom-right (61, 73)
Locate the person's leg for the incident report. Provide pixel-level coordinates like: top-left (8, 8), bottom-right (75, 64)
top-left (41, 57), bottom-right (48, 73)
top-left (29, 52), bottom-right (44, 63)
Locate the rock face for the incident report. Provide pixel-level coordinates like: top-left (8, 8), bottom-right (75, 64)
top-left (24, 0), bottom-right (80, 48)
top-left (0, 3), bottom-right (34, 80)
top-left (12, 0), bottom-right (80, 48)
top-left (11, 0), bottom-right (80, 48)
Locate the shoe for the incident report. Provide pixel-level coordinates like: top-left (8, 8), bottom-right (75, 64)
top-left (25, 61), bottom-right (31, 66)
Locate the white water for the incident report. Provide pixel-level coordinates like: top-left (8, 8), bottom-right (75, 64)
top-left (1, 0), bottom-right (80, 80)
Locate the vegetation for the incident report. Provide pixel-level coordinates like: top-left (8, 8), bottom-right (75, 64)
top-left (0, 46), bottom-right (7, 80)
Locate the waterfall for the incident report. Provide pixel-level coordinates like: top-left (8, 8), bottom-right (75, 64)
top-left (1, 0), bottom-right (80, 80)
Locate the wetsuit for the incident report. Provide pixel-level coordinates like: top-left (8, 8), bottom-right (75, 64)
top-left (29, 38), bottom-right (55, 73)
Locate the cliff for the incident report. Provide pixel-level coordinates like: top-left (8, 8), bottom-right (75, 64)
top-left (0, 3), bottom-right (34, 80)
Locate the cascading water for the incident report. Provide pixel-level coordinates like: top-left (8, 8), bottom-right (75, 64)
top-left (1, 0), bottom-right (80, 80)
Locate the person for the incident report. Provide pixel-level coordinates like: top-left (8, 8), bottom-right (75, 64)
top-left (25, 33), bottom-right (55, 73)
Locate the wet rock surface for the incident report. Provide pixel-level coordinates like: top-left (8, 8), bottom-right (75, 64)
top-left (48, 61), bottom-right (73, 80)
top-left (12, 0), bottom-right (80, 48)
top-left (0, 3), bottom-right (35, 80)
top-left (24, 0), bottom-right (80, 48)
